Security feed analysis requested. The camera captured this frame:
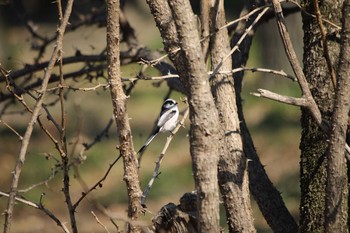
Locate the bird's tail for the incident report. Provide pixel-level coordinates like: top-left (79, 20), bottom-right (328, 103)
top-left (137, 133), bottom-right (157, 164)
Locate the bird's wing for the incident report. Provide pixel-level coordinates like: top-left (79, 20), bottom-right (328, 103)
top-left (157, 109), bottom-right (177, 128)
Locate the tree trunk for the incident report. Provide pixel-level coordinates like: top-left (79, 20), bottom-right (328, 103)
top-left (208, 1), bottom-right (255, 232)
top-left (324, 0), bottom-right (350, 231)
top-left (299, 0), bottom-right (344, 232)
top-left (146, 0), bottom-right (221, 232)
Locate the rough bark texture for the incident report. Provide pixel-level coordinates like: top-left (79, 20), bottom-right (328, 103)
top-left (106, 1), bottom-right (142, 232)
top-left (232, 1), bottom-right (298, 232)
top-left (324, 0), bottom-right (350, 231)
top-left (146, 0), bottom-right (221, 232)
top-left (300, 0), bottom-right (343, 232)
top-left (209, 1), bottom-right (255, 232)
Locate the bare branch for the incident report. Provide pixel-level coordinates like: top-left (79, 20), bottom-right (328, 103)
top-left (271, 0), bottom-right (323, 125)
top-left (0, 191), bottom-right (71, 233)
top-left (231, 1), bottom-right (299, 231)
top-left (252, 88), bottom-right (308, 107)
top-left (0, 119), bottom-right (23, 140)
top-left (18, 165), bottom-right (59, 193)
top-left (73, 155), bottom-right (122, 209)
top-left (312, 0), bottom-right (337, 88)
top-left (106, 0), bottom-right (142, 232)
top-left (91, 211), bottom-right (111, 233)
top-left (211, 6), bottom-right (269, 76)
top-left (289, 0), bottom-right (341, 30)
top-left (122, 66), bottom-right (297, 82)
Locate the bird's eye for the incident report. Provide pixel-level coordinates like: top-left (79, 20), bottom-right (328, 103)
top-left (164, 100), bottom-right (175, 107)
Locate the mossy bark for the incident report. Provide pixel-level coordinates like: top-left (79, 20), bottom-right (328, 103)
top-left (299, 0), bottom-right (344, 232)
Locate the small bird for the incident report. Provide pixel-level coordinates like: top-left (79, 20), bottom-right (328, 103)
top-left (137, 99), bottom-right (179, 162)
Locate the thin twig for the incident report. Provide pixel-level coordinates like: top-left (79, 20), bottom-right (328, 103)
top-left (121, 66), bottom-right (296, 82)
top-left (212, 67), bottom-right (296, 81)
top-left (91, 211), bottom-right (111, 233)
top-left (0, 119), bottom-right (23, 140)
top-left (141, 106), bottom-right (189, 207)
top-left (83, 118), bottom-right (114, 150)
top-left (56, 1), bottom-right (78, 232)
top-left (144, 5), bottom-right (270, 67)
top-left (289, 0), bottom-right (341, 30)
top-left (46, 83), bottom-right (109, 92)
top-left (211, 7), bottom-right (270, 76)
top-left (313, 0), bottom-right (337, 88)
top-left (73, 155), bottom-right (122, 209)
top-left (18, 165), bottom-right (59, 193)
top-left (0, 191), bottom-right (71, 233)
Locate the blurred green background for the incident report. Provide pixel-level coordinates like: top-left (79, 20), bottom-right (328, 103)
top-left (0, 1), bottom-right (303, 232)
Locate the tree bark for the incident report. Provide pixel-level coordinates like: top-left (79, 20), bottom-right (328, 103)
top-left (146, 0), bottom-right (221, 232)
top-left (300, 0), bottom-right (343, 232)
top-left (232, 1), bottom-right (298, 232)
top-left (208, 1), bottom-right (255, 232)
top-left (106, 1), bottom-right (142, 232)
top-left (324, 0), bottom-right (350, 231)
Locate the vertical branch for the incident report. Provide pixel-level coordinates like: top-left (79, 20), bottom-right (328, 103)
top-left (3, 0), bottom-right (74, 232)
top-left (208, 0), bottom-right (255, 232)
top-left (56, 1), bottom-right (77, 232)
top-left (312, 0), bottom-right (337, 88)
top-left (106, 1), bottom-right (142, 232)
top-left (200, 0), bottom-right (210, 60)
top-left (324, 0), bottom-right (350, 231)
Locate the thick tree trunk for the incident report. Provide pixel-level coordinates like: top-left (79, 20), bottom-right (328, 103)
top-left (208, 1), bottom-right (255, 232)
top-left (299, 0), bottom-right (344, 232)
top-left (146, 0), bottom-right (221, 232)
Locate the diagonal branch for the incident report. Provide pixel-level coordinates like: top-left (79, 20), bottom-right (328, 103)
top-left (271, 0), bottom-right (323, 126)
top-left (0, 191), bottom-right (71, 233)
top-left (312, 0), bottom-right (337, 88)
top-left (271, 0), bottom-right (350, 161)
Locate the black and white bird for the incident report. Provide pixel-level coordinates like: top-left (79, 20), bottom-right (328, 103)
top-left (137, 99), bottom-right (179, 162)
